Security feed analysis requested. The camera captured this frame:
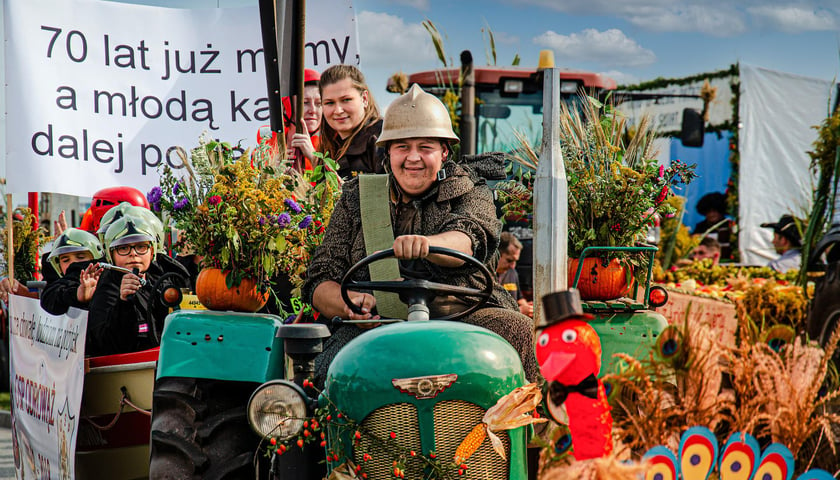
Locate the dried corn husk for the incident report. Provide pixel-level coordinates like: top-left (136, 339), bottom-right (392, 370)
top-left (455, 382), bottom-right (547, 462)
top-left (328, 460), bottom-right (359, 479)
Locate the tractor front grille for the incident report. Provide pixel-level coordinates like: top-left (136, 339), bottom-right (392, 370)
top-left (353, 400), bottom-right (510, 479)
top-left (434, 400), bottom-right (510, 479)
top-left (355, 403), bottom-right (423, 479)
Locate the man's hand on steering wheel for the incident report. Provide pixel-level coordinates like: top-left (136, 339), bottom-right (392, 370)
top-left (392, 235), bottom-right (430, 260)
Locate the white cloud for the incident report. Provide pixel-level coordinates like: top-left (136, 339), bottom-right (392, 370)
top-left (533, 28), bottom-right (656, 67)
top-left (747, 6), bottom-right (838, 32)
top-left (356, 11), bottom-right (436, 68)
top-left (599, 70), bottom-right (641, 86)
top-left (623, 5), bottom-right (747, 36)
top-left (511, 0), bottom-right (750, 35)
top-left (385, 0), bottom-right (430, 10)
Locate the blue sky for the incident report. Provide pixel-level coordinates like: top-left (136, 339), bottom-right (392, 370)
top-left (110, 0), bottom-right (840, 108)
top-left (350, 0), bottom-right (840, 107)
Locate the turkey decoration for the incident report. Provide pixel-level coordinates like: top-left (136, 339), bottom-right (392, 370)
top-left (536, 289), bottom-right (612, 460)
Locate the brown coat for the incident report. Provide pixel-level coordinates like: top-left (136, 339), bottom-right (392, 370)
top-left (302, 155), bottom-right (516, 312)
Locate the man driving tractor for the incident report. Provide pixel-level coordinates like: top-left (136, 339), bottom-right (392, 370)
top-left (302, 84), bottom-right (541, 388)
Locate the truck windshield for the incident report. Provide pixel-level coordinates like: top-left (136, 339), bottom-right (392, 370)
top-left (475, 90), bottom-right (585, 155)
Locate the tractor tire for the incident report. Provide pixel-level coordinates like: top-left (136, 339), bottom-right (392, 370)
top-left (807, 260), bottom-right (840, 363)
top-left (149, 377), bottom-right (263, 480)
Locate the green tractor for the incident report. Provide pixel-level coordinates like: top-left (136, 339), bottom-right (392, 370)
top-left (149, 247), bottom-right (536, 479)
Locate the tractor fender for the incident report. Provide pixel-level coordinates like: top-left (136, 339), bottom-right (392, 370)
top-left (156, 310), bottom-right (285, 383)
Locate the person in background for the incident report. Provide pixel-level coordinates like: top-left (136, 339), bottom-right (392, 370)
top-left (318, 65), bottom-right (385, 179)
top-left (689, 236), bottom-right (722, 266)
top-left (693, 192), bottom-right (736, 261)
top-left (40, 228), bottom-right (105, 315)
top-left (286, 68), bottom-right (323, 168)
top-left (87, 215), bottom-right (189, 356)
top-left (497, 232), bottom-right (533, 317)
top-left (761, 214), bottom-right (802, 273)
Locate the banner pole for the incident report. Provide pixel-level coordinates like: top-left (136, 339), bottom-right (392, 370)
top-left (293, 0), bottom-right (306, 170)
top-left (6, 194), bottom-right (14, 283)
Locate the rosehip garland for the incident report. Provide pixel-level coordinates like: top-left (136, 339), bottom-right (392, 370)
top-left (258, 378), bottom-right (471, 479)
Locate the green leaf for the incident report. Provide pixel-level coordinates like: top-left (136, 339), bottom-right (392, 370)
top-left (275, 234), bottom-right (287, 253)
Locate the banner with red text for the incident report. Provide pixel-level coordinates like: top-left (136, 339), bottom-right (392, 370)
top-left (9, 295), bottom-right (86, 480)
top-left (4, 0), bottom-right (359, 197)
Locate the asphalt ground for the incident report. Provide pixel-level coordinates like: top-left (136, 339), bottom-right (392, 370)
top-left (0, 426), bottom-right (13, 479)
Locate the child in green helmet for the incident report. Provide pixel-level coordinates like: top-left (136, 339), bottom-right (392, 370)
top-left (87, 214), bottom-right (189, 357)
top-left (40, 228), bottom-right (105, 315)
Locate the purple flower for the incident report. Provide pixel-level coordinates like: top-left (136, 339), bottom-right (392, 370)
top-left (173, 198), bottom-right (189, 210)
top-left (208, 195), bottom-right (222, 206)
top-left (259, 216), bottom-right (266, 226)
top-left (147, 186), bottom-right (163, 205)
top-left (284, 198), bottom-right (302, 214)
top-left (172, 181), bottom-right (181, 195)
top-left (298, 215), bottom-right (313, 229)
top-left (277, 213), bottom-right (292, 228)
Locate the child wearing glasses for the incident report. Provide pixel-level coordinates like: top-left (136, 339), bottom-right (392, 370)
top-left (87, 215), bottom-right (189, 356)
top-left (40, 228), bottom-right (106, 315)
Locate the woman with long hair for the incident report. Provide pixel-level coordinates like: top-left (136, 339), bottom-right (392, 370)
top-left (318, 65), bottom-right (385, 178)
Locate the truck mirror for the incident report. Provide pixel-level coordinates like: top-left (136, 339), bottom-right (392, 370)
top-left (479, 104), bottom-right (512, 119)
top-left (681, 108), bottom-right (704, 147)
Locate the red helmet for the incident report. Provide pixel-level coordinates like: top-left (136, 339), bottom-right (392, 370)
top-left (88, 186), bottom-right (150, 232)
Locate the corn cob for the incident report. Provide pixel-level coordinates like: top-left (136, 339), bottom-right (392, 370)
top-left (454, 423), bottom-right (487, 463)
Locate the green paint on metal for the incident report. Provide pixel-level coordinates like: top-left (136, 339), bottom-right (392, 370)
top-left (156, 310), bottom-right (286, 382)
top-left (324, 321), bottom-right (530, 479)
top-left (592, 310), bottom-right (668, 377)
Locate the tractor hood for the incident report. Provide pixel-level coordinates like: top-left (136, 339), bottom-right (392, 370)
top-left (324, 321), bottom-right (527, 421)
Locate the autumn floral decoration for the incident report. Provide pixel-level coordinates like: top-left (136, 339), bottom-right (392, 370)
top-left (147, 135), bottom-right (341, 295)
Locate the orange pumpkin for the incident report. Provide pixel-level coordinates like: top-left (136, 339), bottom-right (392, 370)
top-left (195, 268), bottom-right (268, 312)
top-left (568, 257), bottom-right (631, 301)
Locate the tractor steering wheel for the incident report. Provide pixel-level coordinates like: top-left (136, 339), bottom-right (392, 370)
top-left (340, 246), bottom-right (494, 322)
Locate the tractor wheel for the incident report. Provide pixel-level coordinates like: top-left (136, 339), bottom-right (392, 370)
top-left (149, 377), bottom-right (263, 480)
top-left (807, 260), bottom-right (840, 363)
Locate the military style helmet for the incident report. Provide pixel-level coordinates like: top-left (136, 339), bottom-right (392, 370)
top-left (376, 84), bottom-right (459, 146)
top-left (47, 228), bottom-right (105, 276)
top-left (103, 215), bottom-right (160, 263)
top-left (98, 202), bottom-right (165, 252)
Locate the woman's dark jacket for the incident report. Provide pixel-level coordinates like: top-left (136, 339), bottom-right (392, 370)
top-left (335, 119), bottom-right (385, 179)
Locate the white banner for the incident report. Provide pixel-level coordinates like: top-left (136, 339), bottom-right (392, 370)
top-left (9, 295), bottom-right (87, 480)
top-left (4, 0), bottom-right (359, 197)
top-left (620, 75), bottom-right (736, 133)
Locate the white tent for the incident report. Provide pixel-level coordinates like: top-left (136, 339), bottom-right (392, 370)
top-left (738, 64), bottom-right (835, 265)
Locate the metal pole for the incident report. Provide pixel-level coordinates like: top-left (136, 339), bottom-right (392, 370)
top-left (258, 0), bottom-right (284, 134)
top-left (532, 68), bottom-right (567, 329)
top-left (28, 192), bottom-right (39, 278)
top-left (459, 50), bottom-right (475, 156)
top-left (292, 0), bottom-right (306, 170)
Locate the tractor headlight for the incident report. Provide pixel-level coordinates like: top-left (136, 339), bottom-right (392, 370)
top-left (247, 380), bottom-right (309, 439)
